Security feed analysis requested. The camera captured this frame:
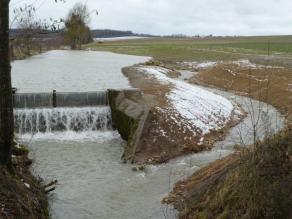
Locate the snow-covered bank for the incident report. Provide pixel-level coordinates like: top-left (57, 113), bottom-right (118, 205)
top-left (180, 59), bottom-right (285, 72)
top-left (94, 36), bottom-right (148, 42)
top-left (181, 61), bottom-right (218, 70)
top-left (137, 66), bottom-right (242, 139)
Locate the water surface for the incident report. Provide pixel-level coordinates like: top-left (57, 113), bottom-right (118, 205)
top-left (19, 91), bottom-right (283, 219)
top-left (14, 51), bottom-right (284, 219)
top-left (12, 50), bottom-right (150, 93)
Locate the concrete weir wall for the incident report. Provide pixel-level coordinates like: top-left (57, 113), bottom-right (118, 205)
top-left (108, 89), bottom-right (149, 163)
top-left (13, 91), bottom-right (108, 108)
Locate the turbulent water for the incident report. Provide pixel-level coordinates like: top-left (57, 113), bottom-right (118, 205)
top-left (13, 51), bottom-right (285, 219)
top-left (16, 92), bottom-right (284, 219)
top-left (14, 107), bottom-right (111, 135)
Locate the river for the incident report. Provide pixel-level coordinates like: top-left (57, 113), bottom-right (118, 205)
top-left (13, 50), bottom-right (284, 219)
top-left (11, 50), bottom-right (150, 92)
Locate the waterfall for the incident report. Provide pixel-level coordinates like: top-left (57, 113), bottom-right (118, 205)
top-left (14, 106), bottom-right (112, 135)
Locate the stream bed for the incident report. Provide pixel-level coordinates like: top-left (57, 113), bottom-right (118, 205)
top-left (14, 51), bottom-right (284, 219)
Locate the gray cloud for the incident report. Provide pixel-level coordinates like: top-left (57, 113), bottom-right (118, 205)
top-left (10, 0), bottom-right (292, 36)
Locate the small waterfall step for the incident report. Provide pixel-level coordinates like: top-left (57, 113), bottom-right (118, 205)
top-left (14, 106), bottom-right (112, 134)
top-left (13, 91), bottom-right (108, 108)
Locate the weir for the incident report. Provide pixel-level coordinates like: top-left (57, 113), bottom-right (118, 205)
top-left (13, 91), bottom-right (108, 108)
top-left (13, 91), bottom-right (112, 135)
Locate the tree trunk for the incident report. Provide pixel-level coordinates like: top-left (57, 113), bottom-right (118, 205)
top-left (0, 0), bottom-right (14, 167)
top-left (10, 39), bottom-right (15, 60)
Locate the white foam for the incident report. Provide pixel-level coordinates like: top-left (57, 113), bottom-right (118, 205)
top-left (17, 130), bottom-right (120, 142)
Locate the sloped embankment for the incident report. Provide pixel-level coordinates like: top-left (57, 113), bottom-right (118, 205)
top-left (163, 129), bottom-right (292, 219)
top-left (0, 145), bottom-right (49, 219)
top-left (191, 59), bottom-right (292, 124)
top-left (162, 59), bottom-right (292, 219)
top-left (109, 65), bottom-right (244, 164)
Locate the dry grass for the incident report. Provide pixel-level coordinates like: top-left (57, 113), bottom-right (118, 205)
top-left (163, 62), bottom-right (292, 219)
top-left (192, 63), bottom-right (292, 124)
top-left (0, 145), bottom-right (49, 219)
top-left (164, 129), bottom-right (292, 219)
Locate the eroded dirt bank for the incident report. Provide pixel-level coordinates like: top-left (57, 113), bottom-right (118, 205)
top-left (160, 59), bottom-right (292, 218)
top-left (115, 64), bottom-right (245, 164)
top-left (0, 144), bottom-right (49, 219)
top-left (187, 60), bottom-right (292, 125)
top-left (163, 129), bottom-right (292, 219)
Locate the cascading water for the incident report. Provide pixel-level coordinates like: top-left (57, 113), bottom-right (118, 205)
top-left (14, 106), bottom-right (112, 136)
top-left (13, 90), bottom-right (112, 141)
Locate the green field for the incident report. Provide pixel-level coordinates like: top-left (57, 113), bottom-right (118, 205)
top-left (85, 35), bottom-right (292, 65)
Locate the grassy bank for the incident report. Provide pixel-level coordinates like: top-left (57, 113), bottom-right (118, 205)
top-left (12, 47), bottom-right (42, 61)
top-left (85, 36), bottom-right (292, 66)
top-left (164, 129), bottom-right (292, 219)
top-left (86, 36), bottom-right (292, 218)
top-left (192, 62), bottom-right (292, 124)
top-left (86, 35), bottom-right (292, 122)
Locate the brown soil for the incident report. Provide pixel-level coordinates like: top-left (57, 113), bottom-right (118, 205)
top-left (123, 66), bottom-right (244, 164)
top-left (0, 145), bottom-right (49, 219)
top-left (163, 153), bottom-right (239, 208)
top-left (163, 61), bottom-right (292, 219)
top-left (191, 62), bottom-right (292, 124)
top-left (164, 129), bottom-right (292, 219)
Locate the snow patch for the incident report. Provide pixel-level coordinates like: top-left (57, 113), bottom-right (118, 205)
top-left (232, 59), bottom-right (258, 69)
top-left (179, 59), bottom-right (283, 72)
top-left (18, 131), bottom-right (120, 142)
top-left (231, 59), bottom-right (284, 69)
top-left (182, 61), bottom-right (218, 70)
top-left (138, 66), bottom-right (241, 137)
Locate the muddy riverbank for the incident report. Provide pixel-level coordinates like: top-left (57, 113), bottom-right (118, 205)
top-left (0, 144), bottom-right (49, 219)
top-left (117, 65), bottom-right (245, 164)
top-left (154, 59), bottom-right (289, 218)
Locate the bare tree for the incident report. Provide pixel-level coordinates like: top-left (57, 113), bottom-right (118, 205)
top-left (11, 4), bottom-right (64, 58)
top-left (13, 5), bottom-right (43, 55)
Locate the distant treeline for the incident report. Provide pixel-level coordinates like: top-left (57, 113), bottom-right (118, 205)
top-left (10, 28), bottom-right (155, 39)
top-left (9, 28), bottom-right (62, 39)
top-left (91, 29), bottom-right (155, 38)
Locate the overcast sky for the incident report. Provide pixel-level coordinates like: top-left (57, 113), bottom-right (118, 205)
top-left (9, 0), bottom-right (292, 36)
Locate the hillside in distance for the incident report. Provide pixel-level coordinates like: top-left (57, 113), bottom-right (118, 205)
top-left (9, 28), bottom-right (155, 39)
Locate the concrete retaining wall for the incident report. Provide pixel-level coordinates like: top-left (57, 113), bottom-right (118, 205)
top-left (108, 89), bottom-right (149, 163)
